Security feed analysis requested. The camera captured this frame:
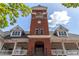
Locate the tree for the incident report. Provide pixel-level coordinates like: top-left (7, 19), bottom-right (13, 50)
top-left (0, 3), bottom-right (32, 29)
top-left (62, 3), bottom-right (79, 8)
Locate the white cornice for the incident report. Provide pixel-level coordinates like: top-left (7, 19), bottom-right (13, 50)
top-left (28, 35), bottom-right (51, 38)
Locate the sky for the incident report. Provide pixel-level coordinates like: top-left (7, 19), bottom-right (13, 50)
top-left (2, 3), bottom-right (79, 35)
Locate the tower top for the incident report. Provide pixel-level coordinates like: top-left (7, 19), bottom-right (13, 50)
top-left (32, 5), bottom-right (47, 10)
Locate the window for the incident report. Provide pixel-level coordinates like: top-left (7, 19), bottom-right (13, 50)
top-left (36, 13), bottom-right (43, 19)
top-left (17, 32), bottom-right (20, 35)
top-left (11, 31), bottom-right (21, 37)
top-left (35, 28), bottom-right (44, 35)
top-left (35, 29), bottom-right (39, 35)
top-left (59, 31), bottom-right (67, 36)
top-left (40, 29), bottom-right (43, 35)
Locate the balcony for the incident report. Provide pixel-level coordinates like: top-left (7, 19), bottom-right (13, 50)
top-left (0, 50), bottom-right (27, 56)
top-left (66, 50), bottom-right (79, 55)
top-left (51, 49), bottom-right (79, 56)
top-left (12, 50), bottom-right (27, 56)
top-left (51, 49), bottom-right (65, 56)
top-left (0, 50), bottom-right (12, 55)
top-left (64, 43), bottom-right (79, 55)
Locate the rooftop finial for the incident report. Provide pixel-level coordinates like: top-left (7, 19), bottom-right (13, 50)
top-left (38, 5), bottom-right (41, 7)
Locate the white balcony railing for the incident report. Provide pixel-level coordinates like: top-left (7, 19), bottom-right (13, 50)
top-left (0, 50), bottom-right (12, 55)
top-left (51, 49), bottom-right (79, 56)
top-left (51, 49), bottom-right (64, 56)
top-left (12, 50), bottom-right (27, 56)
top-left (66, 50), bottom-right (79, 55)
top-left (0, 49), bottom-right (79, 56)
top-left (0, 50), bottom-right (27, 56)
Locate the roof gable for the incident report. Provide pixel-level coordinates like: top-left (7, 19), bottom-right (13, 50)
top-left (10, 25), bottom-right (24, 32)
top-left (56, 25), bottom-right (68, 31)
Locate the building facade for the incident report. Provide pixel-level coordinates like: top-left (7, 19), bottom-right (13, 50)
top-left (0, 5), bottom-right (79, 56)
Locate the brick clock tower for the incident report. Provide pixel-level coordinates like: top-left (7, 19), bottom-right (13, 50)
top-left (28, 5), bottom-right (51, 56)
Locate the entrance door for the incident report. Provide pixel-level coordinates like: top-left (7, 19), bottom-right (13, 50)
top-left (34, 42), bottom-right (44, 56)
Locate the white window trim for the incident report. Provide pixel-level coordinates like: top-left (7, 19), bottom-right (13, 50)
top-left (66, 32), bottom-right (68, 37)
top-left (57, 31), bottom-right (59, 36)
top-left (10, 31), bottom-right (22, 37)
top-left (58, 31), bottom-right (68, 37)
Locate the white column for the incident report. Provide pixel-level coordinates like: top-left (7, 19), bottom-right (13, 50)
top-left (76, 42), bottom-right (79, 49)
top-left (75, 42), bottom-right (79, 55)
top-left (57, 31), bottom-right (59, 36)
top-left (62, 41), bottom-right (66, 55)
top-left (12, 42), bottom-right (17, 55)
top-left (10, 31), bottom-right (13, 37)
top-left (76, 42), bottom-right (79, 55)
top-left (0, 42), bottom-right (4, 50)
top-left (0, 42), bottom-right (2, 50)
top-left (20, 31), bottom-right (22, 36)
top-left (66, 32), bottom-right (68, 37)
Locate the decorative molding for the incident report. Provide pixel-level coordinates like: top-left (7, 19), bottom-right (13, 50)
top-left (28, 35), bottom-right (51, 38)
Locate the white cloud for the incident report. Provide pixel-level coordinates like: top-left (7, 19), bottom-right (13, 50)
top-left (48, 11), bottom-right (71, 30)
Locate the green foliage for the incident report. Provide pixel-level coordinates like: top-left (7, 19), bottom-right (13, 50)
top-left (0, 3), bottom-right (32, 28)
top-left (62, 3), bottom-right (79, 8)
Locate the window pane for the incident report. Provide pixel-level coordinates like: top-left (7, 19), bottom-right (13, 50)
top-left (35, 29), bottom-right (38, 35)
top-left (14, 32), bottom-right (17, 35)
top-left (59, 31), bottom-right (67, 36)
top-left (40, 30), bottom-right (43, 35)
top-left (59, 32), bottom-right (61, 35)
top-left (64, 32), bottom-right (66, 35)
top-left (35, 28), bottom-right (43, 35)
top-left (12, 32), bottom-right (15, 35)
top-left (11, 31), bottom-right (21, 36)
top-left (17, 32), bottom-right (20, 35)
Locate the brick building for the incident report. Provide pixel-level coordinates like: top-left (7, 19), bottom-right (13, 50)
top-left (0, 5), bottom-right (79, 56)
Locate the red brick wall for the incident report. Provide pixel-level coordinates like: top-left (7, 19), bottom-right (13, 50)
top-left (27, 8), bottom-right (51, 56)
top-left (27, 38), bottom-right (51, 56)
top-left (30, 10), bottom-right (49, 35)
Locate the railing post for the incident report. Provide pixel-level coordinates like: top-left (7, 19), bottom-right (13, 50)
top-left (76, 42), bottom-right (79, 55)
top-left (12, 42), bottom-right (17, 55)
top-left (0, 42), bottom-right (4, 55)
top-left (62, 41), bottom-right (66, 55)
top-left (0, 42), bottom-right (4, 50)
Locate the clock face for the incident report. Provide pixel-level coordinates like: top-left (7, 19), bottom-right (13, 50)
top-left (37, 20), bottom-right (41, 24)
